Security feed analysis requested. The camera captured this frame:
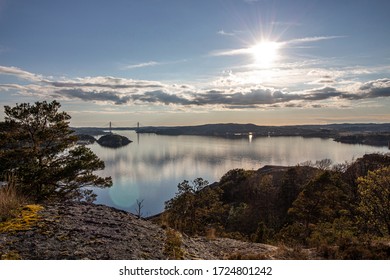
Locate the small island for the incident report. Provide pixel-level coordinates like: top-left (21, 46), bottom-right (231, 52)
top-left (97, 134), bottom-right (132, 148)
top-left (76, 134), bottom-right (97, 145)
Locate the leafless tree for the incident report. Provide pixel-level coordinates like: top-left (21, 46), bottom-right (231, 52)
top-left (135, 199), bottom-right (144, 219)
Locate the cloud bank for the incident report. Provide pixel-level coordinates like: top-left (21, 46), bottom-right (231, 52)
top-left (0, 65), bottom-right (389, 110)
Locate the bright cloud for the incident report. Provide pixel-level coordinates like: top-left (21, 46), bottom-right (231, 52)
top-left (210, 36), bottom-right (343, 58)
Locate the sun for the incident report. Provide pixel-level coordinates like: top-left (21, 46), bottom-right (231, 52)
top-left (249, 41), bottom-right (280, 68)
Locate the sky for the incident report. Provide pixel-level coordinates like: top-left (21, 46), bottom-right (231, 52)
top-left (0, 0), bottom-right (389, 127)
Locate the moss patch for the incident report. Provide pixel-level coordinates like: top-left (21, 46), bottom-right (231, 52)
top-left (0, 204), bottom-right (44, 233)
top-left (1, 250), bottom-right (22, 260)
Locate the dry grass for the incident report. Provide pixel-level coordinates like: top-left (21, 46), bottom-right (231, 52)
top-left (164, 228), bottom-right (184, 259)
top-left (0, 184), bottom-right (27, 222)
top-left (206, 227), bottom-right (216, 240)
top-left (226, 252), bottom-right (270, 260)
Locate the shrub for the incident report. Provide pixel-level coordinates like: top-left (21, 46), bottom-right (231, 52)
top-left (164, 228), bottom-right (184, 259)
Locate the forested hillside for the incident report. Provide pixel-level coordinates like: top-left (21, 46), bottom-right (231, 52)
top-left (162, 153), bottom-right (390, 259)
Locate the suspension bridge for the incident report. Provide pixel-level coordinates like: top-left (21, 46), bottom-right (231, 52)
top-left (99, 121), bottom-right (146, 133)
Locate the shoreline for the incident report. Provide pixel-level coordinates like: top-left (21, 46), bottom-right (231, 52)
top-left (73, 123), bottom-right (390, 148)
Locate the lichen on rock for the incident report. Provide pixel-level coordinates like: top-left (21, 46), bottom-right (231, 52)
top-left (0, 204), bottom-right (43, 233)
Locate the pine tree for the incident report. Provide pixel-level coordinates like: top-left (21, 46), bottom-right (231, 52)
top-left (357, 166), bottom-right (390, 237)
top-left (0, 100), bottom-right (112, 202)
top-left (164, 178), bottom-right (226, 235)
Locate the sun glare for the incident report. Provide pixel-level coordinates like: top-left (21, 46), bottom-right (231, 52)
top-left (250, 41), bottom-right (280, 68)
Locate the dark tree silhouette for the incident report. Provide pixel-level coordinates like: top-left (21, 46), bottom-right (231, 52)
top-left (0, 100), bottom-right (112, 202)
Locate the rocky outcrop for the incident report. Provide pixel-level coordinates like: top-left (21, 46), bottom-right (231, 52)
top-left (0, 202), bottom-right (166, 259)
top-left (0, 202), bottom-right (314, 260)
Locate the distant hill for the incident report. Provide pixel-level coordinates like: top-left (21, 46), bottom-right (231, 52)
top-left (71, 123), bottom-right (390, 147)
top-left (136, 123), bottom-right (390, 147)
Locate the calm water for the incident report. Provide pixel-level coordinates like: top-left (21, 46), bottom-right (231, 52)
top-left (89, 130), bottom-right (388, 216)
